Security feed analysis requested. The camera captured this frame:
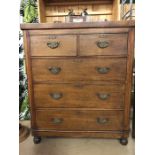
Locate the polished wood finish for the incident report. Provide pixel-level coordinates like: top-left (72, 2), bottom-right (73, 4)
top-left (32, 58), bottom-right (127, 82)
top-left (38, 0), bottom-right (46, 23)
top-left (79, 33), bottom-right (128, 56)
top-left (123, 28), bottom-right (135, 132)
top-left (33, 130), bottom-right (129, 138)
top-left (21, 21), bottom-right (135, 143)
top-left (30, 35), bottom-right (77, 56)
top-left (30, 32), bottom-right (128, 57)
top-left (23, 31), bottom-right (36, 128)
top-left (35, 109), bottom-right (123, 131)
top-left (28, 28), bottom-right (129, 35)
top-left (112, 0), bottom-right (120, 20)
top-left (34, 83), bottom-right (125, 109)
top-left (21, 20), bottom-right (135, 30)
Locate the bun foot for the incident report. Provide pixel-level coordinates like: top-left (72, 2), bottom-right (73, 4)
top-left (120, 138), bottom-right (128, 145)
top-left (33, 136), bottom-right (41, 144)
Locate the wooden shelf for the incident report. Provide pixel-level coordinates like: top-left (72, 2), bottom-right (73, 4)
top-left (46, 13), bottom-right (112, 17)
top-left (46, 0), bottom-right (113, 6)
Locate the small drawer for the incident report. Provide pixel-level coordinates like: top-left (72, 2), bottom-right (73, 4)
top-left (30, 34), bottom-right (77, 56)
top-left (79, 33), bottom-right (128, 56)
top-left (35, 110), bottom-right (123, 131)
top-left (34, 83), bottom-right (125, 109)
top-left (32, 58), bottom-right (127, 82)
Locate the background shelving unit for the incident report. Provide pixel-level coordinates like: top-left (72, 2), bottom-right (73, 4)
top-left (38, 0), bottom-right (122, 23)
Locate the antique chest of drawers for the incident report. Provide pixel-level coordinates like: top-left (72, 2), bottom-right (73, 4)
top-left (21, 21), bottom-right (135, 145)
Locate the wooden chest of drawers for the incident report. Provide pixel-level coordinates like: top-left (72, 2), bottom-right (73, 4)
top-left (21, 21), bottom-right (135, 145)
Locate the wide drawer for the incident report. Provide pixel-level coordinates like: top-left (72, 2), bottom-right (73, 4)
top-left (79, 33), bottom-right (128, 56)
top-left (35, 110), bottom-right (123, 131)
top-left (34, 83), bottom-right (125, 109)
top-left (32, 58), bottom-right (127, 82)
top-left (30, 34), bottom-right (77, 56)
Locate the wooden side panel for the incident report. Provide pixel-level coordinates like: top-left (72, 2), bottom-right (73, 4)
top-left (23, 31), bottom-right (36, 128)
top-left (38, 0), bottom-right (46, 23)
top-left (123, 28), bottom-right (134, 132)
top-left (112, 0), bottom-right (120, 20)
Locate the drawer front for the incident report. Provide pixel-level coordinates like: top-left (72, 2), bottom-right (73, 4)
top-left (34, 83), bottom-right (124, 109)
top-left (35, 110), bottom-right (123, 131)
top-left (30, 34), bottom-right (77, 56)
top-left (79, 34), bottom-right (128, 56)
top-left (32, 58), bottom-right (127, 82)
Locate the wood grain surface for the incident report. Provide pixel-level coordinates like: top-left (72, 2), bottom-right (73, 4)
top-left (32, 57), bottom-right (127, 82)
top-left (35, 109), bottom-right (124, 131)
top-left (79, 33), bottom-right (128, 56)
top-left (21, 21), bottom-right (135, 140)
top-left (30, 34), bottom-right (77, 56)
top-left (34, 83), bottom-right (125, 109)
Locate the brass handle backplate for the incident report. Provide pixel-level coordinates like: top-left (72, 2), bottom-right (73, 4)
top-left (96, 41), bottom-right (109, 48)
top-left (51, 118), bottom-right (63, 124)
top-left (96, 67), bottom-right (110, 74)
top-left (48, 67), bottom-right (61, 75)
top-left (97, 93), bottom-right (110, 100)
top-left (50, 92), bottom-right (63, 100)
top-left (97, 117), bottom-right (108, 124)
top-left (47, 41), bottom-right (60, 49)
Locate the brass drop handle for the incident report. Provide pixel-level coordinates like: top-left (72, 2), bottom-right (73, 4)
top-left (96, 41), bottom-right (109, 48)
top-left (51, 118), bottom-right (63, 124)
top-left (96, 67), bottom-right (110, 74)
top-left (49, 92), bottom-right (63, 100)
top-left (48, 67), bottom-right (61, 75)
top-left (97, 117), bottom-right (108, 124)
top-left (97, 93), bottom-right (110, 100)
top-left (47, 41), bottom-right (60, 49)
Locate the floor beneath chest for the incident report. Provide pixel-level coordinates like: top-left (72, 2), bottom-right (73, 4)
top-left (19, 121), bottom-right (134, 155)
